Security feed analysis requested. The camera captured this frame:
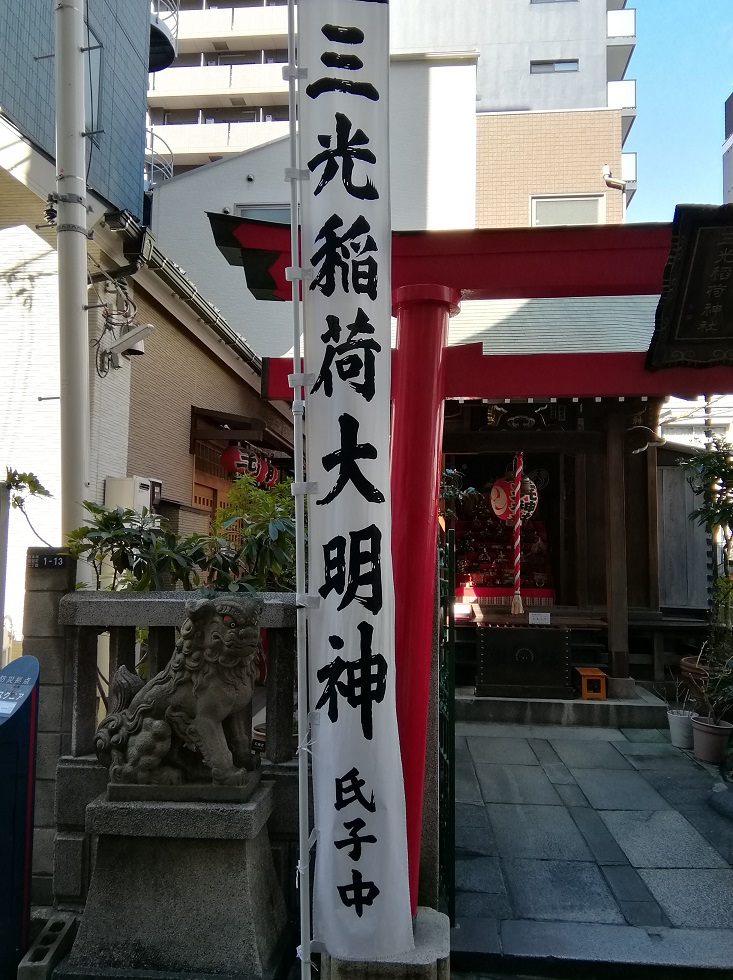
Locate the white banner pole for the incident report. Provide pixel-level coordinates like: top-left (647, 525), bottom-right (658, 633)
top-left (285, 2), bottom-right (313, 977)
top-left (299, 0), bottom-right (413, 960)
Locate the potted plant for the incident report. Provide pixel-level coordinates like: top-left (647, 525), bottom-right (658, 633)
top-left (688, 606), bottom-right (733, 763)
top-left (659, 675), bottom-right (694, 749)
top-left (678, 443), bottom-right (733, 764)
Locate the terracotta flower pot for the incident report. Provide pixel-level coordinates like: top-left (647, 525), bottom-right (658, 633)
top-left (680, 656), bottom-right (709, 703)
top-left (691, 714), bottom-right (733, 764)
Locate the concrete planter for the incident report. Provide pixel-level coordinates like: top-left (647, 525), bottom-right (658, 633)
top-left (691, 714), bottom-right (733, 764)
top-left (667, 709), bottom-right (694, 749)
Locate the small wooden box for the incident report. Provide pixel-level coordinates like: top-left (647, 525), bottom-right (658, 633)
top-left (575, 666), bottom-right (606, 700)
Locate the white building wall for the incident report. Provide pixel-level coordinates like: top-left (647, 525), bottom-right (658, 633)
top-left (151, 59), bottom-right (476, 356)
top-left (0, 226), bottom-right (135, 640)
top-left (724, 137), bottom-right (733, 204)
top-left (0, 225), bottom-right (62, 638)
top-left (389, 0), bottom-right (609, 113)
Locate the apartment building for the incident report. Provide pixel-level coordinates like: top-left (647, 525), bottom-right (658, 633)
top-left (148, 0), bottom-right (290, 173)
top-left (150, 0), bottom-right (637, 226)
top-left (724, 92), bottom-right (733, 203)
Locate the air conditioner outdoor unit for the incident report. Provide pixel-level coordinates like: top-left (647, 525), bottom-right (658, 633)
top-left (104, 476), bottom-right (163, 514)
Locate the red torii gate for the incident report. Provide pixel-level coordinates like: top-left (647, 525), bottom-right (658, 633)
top-left (211, 214), bottom-right (733, 911)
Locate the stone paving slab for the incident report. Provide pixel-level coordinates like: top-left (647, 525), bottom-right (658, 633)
top-left (525, 738), bottom-right (561, 764)
top-left (502, 858), bottom-right (625, 924)
top-left (486, 803), bottom-right (594, 862)
top-left (555, 783), bottom-right (590, 807)
top-left (466, 736), bottom-right (539, 766)
top-left (540, 761), bottom-right (576, 785)
top-left (496, 919), bottom-right (733, 971)
top-left (455, 801), bottom-right (490, 828)
top-left (550, 739), bottom-right (633, 770)
top-left (455, 890), bottom-right (513, 920)
top-left (455, 856), bottom-right (505, 894)
top-left (614, 741), bottom-right (701, 770)
top-left (455, 760), bottom-right (483, 804)
top-left (639, 868), bottom-right (733, 928)
top-left (456, 819), bottom-right (497, 858)
top-left (568, 807), bottom-right (629, 865)
top-left (570, 768), bottom-right (672, 810)
top-left (529, 725), bottom-right (628, 742)
top-left (474, 763), bottom-right (563, 806)
top-left (620, 727), bottom-right (671, 742)
top-left (599, 809), bottom-right (729, 869)
top-left (681, 806), bottom-right (733, 864)
top-left (643, 766), bottom-right (721, 808)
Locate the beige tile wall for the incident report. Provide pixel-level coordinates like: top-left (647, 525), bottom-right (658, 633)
top-left (476, 109), bottom-right (624, 228)
top-left (128, 290), bottom-right (292, 506)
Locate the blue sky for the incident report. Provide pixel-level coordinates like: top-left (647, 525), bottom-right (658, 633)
top-left (626, 0), bottom-right (733, 223)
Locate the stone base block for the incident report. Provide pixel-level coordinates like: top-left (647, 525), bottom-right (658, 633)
top-left (321, 907), bottom-right (449, 980)
top-left (57, 784), bottom-right (289, 980)
top-left (606, 676), bottom-right (637, 699)
top-left (106, 769), bottom-right (261, 803)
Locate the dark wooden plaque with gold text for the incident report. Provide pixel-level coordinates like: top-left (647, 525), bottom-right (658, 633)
top-left (647, 204), bottom-right (733, 369)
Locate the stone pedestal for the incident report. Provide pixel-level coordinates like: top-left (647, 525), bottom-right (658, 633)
top-left (56, 782), bottom-right (289, 980)
top-left (321, 907), bottom-right (450, 980)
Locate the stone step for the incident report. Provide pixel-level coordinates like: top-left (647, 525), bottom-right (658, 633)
top-left (455, 686), bottom-right (668, 729)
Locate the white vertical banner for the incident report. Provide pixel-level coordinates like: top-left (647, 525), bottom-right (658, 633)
top-left (299, 0), bottom-right (413, 961)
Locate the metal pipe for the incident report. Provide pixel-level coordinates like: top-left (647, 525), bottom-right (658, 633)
top-left (0, 481), bottom-right (9, 666)
top-left (286, 1), bottom-right (312, 976)
top-left (55, 0), bottom-right (90, 538)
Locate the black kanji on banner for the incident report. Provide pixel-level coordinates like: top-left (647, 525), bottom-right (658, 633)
top-left (309, 113), bottom-right (378, 200)
top-left (337, 869), bottom-right (380, 917)
top-left (315, 623), bottom-right (388, 739)
top-left (317, 414), bottom-right (385, 506)
top-left (310, 215), bottom-right (378, 300)
top-left (312, 308), bottom-right (381, 401)
top-left (319, 524), bottom-right (383, 613)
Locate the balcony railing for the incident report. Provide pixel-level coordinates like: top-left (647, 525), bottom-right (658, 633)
top-left (621, 151), bottom-right (637, 183)
top-left (151, 120), bottom-right (289, 160)
top-left (148, 62), bottom-right (288, 101)
top-left (177, 4), bottom-right (287, 48)
top-left (144, 127), bottom-right (174, 187)
top-left (607, 8), bottom-right (636, 39)
top-left (607, 79), bottom-right (636, 110)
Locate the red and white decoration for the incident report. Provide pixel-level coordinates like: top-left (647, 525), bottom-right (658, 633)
top-left (299, 0), bottom-right (412, 961)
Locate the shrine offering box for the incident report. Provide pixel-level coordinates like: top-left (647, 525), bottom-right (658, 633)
top-left (475, 625), bottom-right (573, 699)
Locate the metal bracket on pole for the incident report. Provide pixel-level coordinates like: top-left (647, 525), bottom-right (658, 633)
top-left (288, 373), bottom-right (315, 389)
top-left (308, 829), bottom-right (317, 850)
top-left (285, 168), bottom-right (310, 182)
top-left (296, 594), bottom-right (320, 609)
top-left (282, 65), bottom-right (307, 80)
top-left (57, 224), bottom-right (93, 238)
top-left (290, 481), bottom-right (318, 496)
top-left (56, 192), bottom-right (85, 205)
top-left (285, 266), bottom-right (313, 282)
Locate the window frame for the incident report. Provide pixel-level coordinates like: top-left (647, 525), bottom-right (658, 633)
top-left (530, 194), bottom-right (606, 228)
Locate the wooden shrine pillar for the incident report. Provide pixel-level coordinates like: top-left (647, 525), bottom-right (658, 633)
top-left (604, 411), bottom-right (629, 677)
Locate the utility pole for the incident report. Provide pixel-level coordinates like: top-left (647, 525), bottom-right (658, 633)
top-left (55, 0), bottom-right (91, 539)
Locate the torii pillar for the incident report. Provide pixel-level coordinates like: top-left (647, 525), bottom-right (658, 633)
top-left (390, 284), bottom-right (461, 912)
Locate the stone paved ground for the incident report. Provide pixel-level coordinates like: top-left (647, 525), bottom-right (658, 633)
top-left (451, 721), bottom-right (733, 974)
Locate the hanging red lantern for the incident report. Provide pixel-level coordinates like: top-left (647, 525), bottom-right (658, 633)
top-left (490, 478), bottom-right (512, 520)
top-left (255, 456), bottom-right (269, 484)
top-left (221, 445), bottom-right (250, 474)
top-left (264, 462), bottom-right (280, 487)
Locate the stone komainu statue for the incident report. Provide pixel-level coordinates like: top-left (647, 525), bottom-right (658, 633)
top-left (95, 595), bottom-right (262, 785)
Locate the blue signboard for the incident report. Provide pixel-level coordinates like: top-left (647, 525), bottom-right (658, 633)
top-left (0, 655), bottom-right (39, 980)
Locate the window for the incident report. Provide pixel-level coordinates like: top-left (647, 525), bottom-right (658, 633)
top-left (531, 196), bottom-right (604, 227)
top-left (234, 204), bottom-right (291, 224)
top-left (84, 23), bottom-right (103, 144)
top-left (530, 60), bottom-right (579, 74)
